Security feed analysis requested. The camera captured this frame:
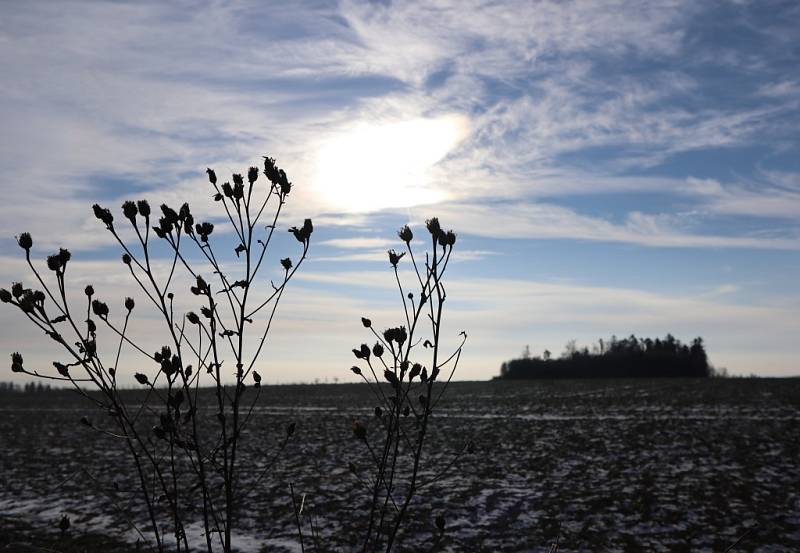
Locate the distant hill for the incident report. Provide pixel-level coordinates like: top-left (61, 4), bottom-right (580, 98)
top-left (497, 334), bottom-right (711, 379)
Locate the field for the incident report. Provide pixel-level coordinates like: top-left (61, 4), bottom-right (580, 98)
top-left (1, 378), bottom-right (799, 552)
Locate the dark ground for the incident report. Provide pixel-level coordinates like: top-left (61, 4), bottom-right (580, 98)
top-left (1, 378), bottom-right (799, 552)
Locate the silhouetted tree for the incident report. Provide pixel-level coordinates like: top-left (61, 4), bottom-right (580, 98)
top-left (498, 335), bottom-right (712, 379)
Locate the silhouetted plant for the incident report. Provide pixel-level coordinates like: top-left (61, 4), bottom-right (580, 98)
top-left (2, 156), bottom-right (311, 553)
top-left (344, 218), bottom-right (470, 552)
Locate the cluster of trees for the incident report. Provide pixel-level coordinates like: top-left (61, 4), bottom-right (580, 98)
top-left (498, 334), bottom-right (712, 379)
top-left (0, 381), bottom-right (52, 393)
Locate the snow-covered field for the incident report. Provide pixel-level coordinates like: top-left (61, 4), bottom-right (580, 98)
top-left (1, 379), bottom-right (799, 552)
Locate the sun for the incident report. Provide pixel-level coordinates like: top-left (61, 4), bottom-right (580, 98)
top-left (313, 114), bottom-right (469, 213)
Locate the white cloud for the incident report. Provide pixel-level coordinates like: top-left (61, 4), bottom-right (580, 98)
top-left (1, 0), bottom-right (798, 381)
top-left (408, 202), bottom-right (800, 249)
top-left (1, 0), bottom-right (796, 250)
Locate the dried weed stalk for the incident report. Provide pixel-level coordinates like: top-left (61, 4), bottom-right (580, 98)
top-left (2, 156), bottom-right (311, 553)
top-left (346, 218), bottom-right (470, 552)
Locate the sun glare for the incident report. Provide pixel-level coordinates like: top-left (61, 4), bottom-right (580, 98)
top-left (313, 114), bottom-right (469, 213)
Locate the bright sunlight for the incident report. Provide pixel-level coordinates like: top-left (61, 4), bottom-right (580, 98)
top-left (313, 114), bottom-right (469, 212)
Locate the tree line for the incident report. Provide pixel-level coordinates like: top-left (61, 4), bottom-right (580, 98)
top-left (0, 381), bottom-right (52, 393)
top-left (498, 334), bottom-right (712, 379)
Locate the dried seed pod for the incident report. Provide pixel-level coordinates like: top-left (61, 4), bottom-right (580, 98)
top-left (247, 166), bottom-right (259, 184)
top-left (54, 362), bottom-right (69, 377)
top-left (426, 217), bottom-right (441, 236)
top-left (91, 300), bottom-right (109, 318)
top-left (387, 249), bottom-right (405, 267)
top-left (398, 225), bottom-right (413, 243)
top-left (435, 514), bottom-right (445, 532)
top-left (352, 420), bottom-right (367, 441)
top-left (17, 232), bottom-right (33, 251)
top-left (137, 199), bottom-right (151, 218)
top-left (92, 204), bottom-right (114, 227)
top-left (384, 370), bottom-right (399, 386)
top-left (352, 344), bottom-right (370, 360)
top-left (122, 201), bottom-right (138, 221)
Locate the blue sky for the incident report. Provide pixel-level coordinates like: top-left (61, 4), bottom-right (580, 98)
top-left (0, 0), bottom-right (798, 382)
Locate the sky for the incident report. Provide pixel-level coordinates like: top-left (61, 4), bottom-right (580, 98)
top-left (0, 0), bottom-right (798, 384)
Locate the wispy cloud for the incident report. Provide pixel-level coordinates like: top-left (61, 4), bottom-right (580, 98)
top-left (1, 1), bottom-right (798, 378)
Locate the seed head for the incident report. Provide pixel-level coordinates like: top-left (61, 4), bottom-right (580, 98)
top-left (122, 200), bottom-right (138, 221)
top-left (91, 300), bottom-right (109, 318)
top-left (17, 232), bottom-right (33, 252)
top-left (160, 204), bottom-right (179, 226)
top-left (247, 166), bottom-right (258, 184)
top-left (398, 225), bottom-right (413, 243)
top-left (195, 222), bottom-right (214, 242)
top-left (289, 219), bottom-right (313, 245)
top-left (46, 254), bottom-right (61, 272)
top-left (435, 515), bottom-right (445, 532)
top-left (384, 369), bottom-right (399, 386)
top-left (387, 249), bottom-right (405, 267)
top-left (54, 362), bottom-right (69, 377)
top-left (58, 515), bottom-right (70, 533)
top-left (92, 204), bottom-right (114, 227)
top-left (352, 344), bottom-right (370, 360)
top-left (11, 352), bottom-right (23, 372)
top-left (426, 217), bottom-right (441, 236)
top-left (137, 199), bottom-right (151, 218)
top-left (352, 420), bottom-right (367, 441)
